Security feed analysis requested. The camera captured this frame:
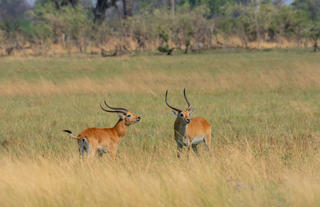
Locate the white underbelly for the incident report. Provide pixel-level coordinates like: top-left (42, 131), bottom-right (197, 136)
top-left (192, 137), bottom-right (204, 145)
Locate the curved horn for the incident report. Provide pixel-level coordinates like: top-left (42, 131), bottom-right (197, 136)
top-left (183, 88), bottom-right (192, 110)
top-left (104, 100), bottom-right (128, 113)
top-left (100, 104), bottom-right (126, 114)
top-left (165, 90), bottom-right (182, 112)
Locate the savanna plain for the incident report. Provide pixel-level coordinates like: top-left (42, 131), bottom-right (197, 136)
top-left (0, 50), bottom-right (320, 207)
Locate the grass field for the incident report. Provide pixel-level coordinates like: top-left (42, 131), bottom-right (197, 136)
top-left (0, 49), bottom-right (320, 206)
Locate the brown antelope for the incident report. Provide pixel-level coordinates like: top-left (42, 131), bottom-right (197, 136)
top-left (63, 100), bottom-right (141, 160)
top-left (165, 89), bottom-right (211, 158)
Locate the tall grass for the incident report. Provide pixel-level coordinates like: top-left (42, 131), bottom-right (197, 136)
top-left (0, 50), bottom-right (319, 206)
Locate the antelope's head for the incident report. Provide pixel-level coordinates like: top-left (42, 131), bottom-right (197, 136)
top-left (100, 100), bottom-right (141, 126)
top-left (165, 89), bottom-right (194, 124)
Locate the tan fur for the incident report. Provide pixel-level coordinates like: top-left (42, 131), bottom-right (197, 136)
top-left (174, 110), bottom-right (211, 152)
top-left (165, 89), bottom-right (211, 157)
top-left (182, 116), bottom-right (211, 145)
top-left (72, 111), bottom-right (140, 160)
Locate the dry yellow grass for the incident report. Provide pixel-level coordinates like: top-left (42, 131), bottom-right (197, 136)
top-left (0, 50), bottom-right (319, 206)
top-left (1, 142), bottom-right (320, 207)
top-left (0, 65), bottom-right (319, 96)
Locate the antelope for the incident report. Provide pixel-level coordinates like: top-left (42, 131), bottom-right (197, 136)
top-left (165, 89), bottom-right (211, 158)
top-left (63, 100), bottom-right (141, 160)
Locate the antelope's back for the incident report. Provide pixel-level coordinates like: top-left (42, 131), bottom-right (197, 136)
top-left (78, 127), bottom-right (117, 143)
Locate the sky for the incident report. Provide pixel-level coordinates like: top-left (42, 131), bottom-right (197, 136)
top-left (26, 0), bottom-right (35, 5)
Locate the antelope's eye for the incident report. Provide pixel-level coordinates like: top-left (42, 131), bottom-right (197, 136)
top-left (180, 113), bottom-right (184, 117)
top-left (127, 114), bottom-right (131, 117)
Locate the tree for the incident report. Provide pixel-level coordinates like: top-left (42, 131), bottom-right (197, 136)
top-left (169, 0), bottom-right (175, 16)
top-left (308, 23), bottom-right (320, 51)
top-left (36, 0), bottom-right (79, 9)
top-left (269, 6), bottom-right (296, 46)
top-left (179, 0), bottom-right (235, 17)
top-left (32, 2), bottom-right (92, 52)
top-left (293, 0), bottom-right (320, 51)
top-left (93, 0), bottom-right (133, 23)
top-left (0, 0), bottom-right (33, 52)
top-left (94, 0), bottom-right (113, 23)
top-left (220, 3), bottom-right (256, 48)
top-left (123, 0), bottom-right (133, 18)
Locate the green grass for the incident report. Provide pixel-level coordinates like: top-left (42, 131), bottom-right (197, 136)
top-left (0, 49), bottom-right (318, 81)
top-left (0, 49), bottom-right (320, 206)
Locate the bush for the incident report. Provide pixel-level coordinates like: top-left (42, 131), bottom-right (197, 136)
top-left (31, 2), bottom-right (93, 52)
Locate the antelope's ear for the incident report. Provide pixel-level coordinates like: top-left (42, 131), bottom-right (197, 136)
top-left (172, 110), bottom-right (179, 116)
top-left (118, 113), bottom-right (125, 120)
top-left (189, 109), bottom-right (195, 115)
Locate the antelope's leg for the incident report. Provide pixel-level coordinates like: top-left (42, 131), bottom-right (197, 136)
top-left (81, 138), bottom-right (90, 154)
top-left (84, 139), bottom-right (97, 160)
top-left (176, 141), bottom-right (183, 158)
top-left (97, 149), bottom-right (104, 160)
top-left (97, 146), bottom-right (107, 160)
top-left (187, 142), bottom-right (192, 159)
top-left (107, 144), bottom-right (118, 160)
top-left (192, 144), bottom-right (199, 155)
top-left (204, 134), bottom-right (211, 151)
top-left (78, 139), bottom-right (84, 160)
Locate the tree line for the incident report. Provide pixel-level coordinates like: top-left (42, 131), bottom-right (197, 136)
top-left (0, 0), bottom-right (319, 56)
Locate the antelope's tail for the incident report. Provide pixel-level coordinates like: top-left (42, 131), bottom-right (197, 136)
top-left (63, 129), bottom-right (78, 139)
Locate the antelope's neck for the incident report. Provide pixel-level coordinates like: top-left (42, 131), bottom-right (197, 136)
top-left (114, 119), bottom-right (128, 138)
top-left (174, 118), bottom-right (187, 139)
